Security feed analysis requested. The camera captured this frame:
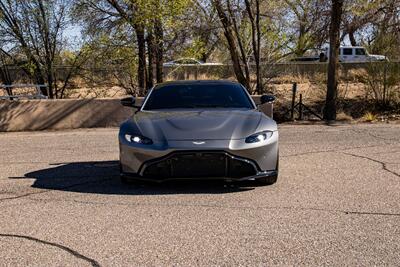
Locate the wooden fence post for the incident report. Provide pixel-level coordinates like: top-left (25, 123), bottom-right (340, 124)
top-left (291, 83), bottom-right (297, 120)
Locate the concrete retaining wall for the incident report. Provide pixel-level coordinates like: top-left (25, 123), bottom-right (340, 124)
top-left (0, 97), bottom-right (272, 132)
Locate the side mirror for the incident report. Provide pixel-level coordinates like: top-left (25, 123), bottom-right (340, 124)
top-left (260, 95), bottom-right (276, 104)
top-left (120, 97), bottom-right (139, 108)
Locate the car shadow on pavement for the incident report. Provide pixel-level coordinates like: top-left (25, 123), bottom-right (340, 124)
top-left (21, 161), bottom-right (256, 195)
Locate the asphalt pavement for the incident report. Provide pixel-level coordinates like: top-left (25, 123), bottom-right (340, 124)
top-left (0, 124), bottom-right (399, 266)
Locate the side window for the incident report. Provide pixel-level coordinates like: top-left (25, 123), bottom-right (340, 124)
top-left (355, 48), bottom-right (366, 55)
top-left (339, 49), bottom-right (341, 55)
top-left (343, 48), bottom-right (353, 55)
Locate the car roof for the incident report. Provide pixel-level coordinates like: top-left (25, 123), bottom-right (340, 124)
top-left (340, 46), bottom-right (365, 49)
top-left (155, 80), bottom-right (240, 88)
top-left (174, 57), bottom-right (199, 60)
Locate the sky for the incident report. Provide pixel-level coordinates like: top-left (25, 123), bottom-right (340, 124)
top-left (64, 25), bottom-right (83, 50)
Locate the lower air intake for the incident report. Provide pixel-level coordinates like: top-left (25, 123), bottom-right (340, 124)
top-left (141, 151), bottom-right (257, 179)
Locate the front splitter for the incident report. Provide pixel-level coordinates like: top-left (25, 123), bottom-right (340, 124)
top-left (120, 170), bottom-right (278, 183)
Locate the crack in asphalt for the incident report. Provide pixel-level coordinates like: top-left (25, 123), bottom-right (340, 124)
top-left (342, 210), bottom-right (400, 216)
top-left (0, 234), bottom-right (100, 267)
top-left (73, 201), bottom-right (400, 217)
top-left (349, 128), bottom-right (400, 143)
top-left (282, 126), bottom-right (400, 158)
top-left (0, 162), bottom-right (55, 165)
top-left (281, 149), bottom-right (339, 158)
top-left (16, 196), bottom-right (400, 218)
top-left (281, 143), bottom-right (399, 158)
top-left (342, 152), bottom-right (400, 178)
top-left (0, 190), bottom-right (52, 202)
top-left (0, 177), bottom-right (113, 203)
top-left (371, 150), bottom-right (400, 155)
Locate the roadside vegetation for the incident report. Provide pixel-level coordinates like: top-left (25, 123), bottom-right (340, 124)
top-left (0, 0), bottom-right (399, 121)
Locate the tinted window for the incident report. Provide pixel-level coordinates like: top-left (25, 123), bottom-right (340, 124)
top-left (355, 48), bottom-right (366, 55)
top-left (143, 83), bottom-right (254, 110)
top-left (343, 48), bottom-right (353, 55)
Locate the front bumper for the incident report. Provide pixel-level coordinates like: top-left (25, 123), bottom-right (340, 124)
top-left (119, 131), bottom-right (279, 181)
top-left (121, 150), bottom-right (277, 182)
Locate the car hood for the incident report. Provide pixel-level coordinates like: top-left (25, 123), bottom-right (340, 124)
top-left (369, 54), bottom-right (387, 60)
top-left (125, 110), bottom-right (275, 141)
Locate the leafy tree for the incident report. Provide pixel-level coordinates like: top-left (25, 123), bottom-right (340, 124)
top-left (213, 0), bottom-right (251, 90)
top-left (190, 0), bottom-right (223, 62)
top-left (0, 0), bottom-right (74, 98)
top-left (75, 0), bottom-right (190, 94)
top-left (367, 0), bottom-right (400, 59)
top-left (282, 0), bottom-right (330, 56)
top-left (213, 0), bottom-right (288, 93)
top-left (341, 0), bottom-right (387, 46)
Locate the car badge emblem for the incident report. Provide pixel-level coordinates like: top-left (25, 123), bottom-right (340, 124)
top-left (193, 141), bottom-right (206, 145)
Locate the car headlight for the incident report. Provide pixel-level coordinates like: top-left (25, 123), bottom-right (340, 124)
top-left (124, 134), bottom-right (153, 145)
top-left (245, 131), bottom-right (273, 143)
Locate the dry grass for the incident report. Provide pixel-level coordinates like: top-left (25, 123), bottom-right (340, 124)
top-left (336, 112), bottom-right (354, 122)
top-left (362, 112), bottom-right (377, 122)
top-left (3, 71), bottom-right (399, 123)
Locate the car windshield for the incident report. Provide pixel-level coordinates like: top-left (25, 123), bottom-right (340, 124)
top-left (143, 83), bottom-right (254, 110)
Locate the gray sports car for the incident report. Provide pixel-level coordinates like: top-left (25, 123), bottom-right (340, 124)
top-left (119, 80), bottom-right (279, 185)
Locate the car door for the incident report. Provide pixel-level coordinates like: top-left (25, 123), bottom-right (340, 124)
top-left (340, 48), bottom-right (353, 62)
top-left (354, 48), bottom-right (367, 62)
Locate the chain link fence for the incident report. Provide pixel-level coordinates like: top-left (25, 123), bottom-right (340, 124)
top-left (1, 62), bottom-right (399, 99)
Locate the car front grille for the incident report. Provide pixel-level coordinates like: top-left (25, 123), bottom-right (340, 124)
top-left (141, 151), bottom-right (258, 180)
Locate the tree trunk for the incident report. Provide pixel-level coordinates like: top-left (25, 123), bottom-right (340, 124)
top-left (135, 24), bottom-right (146, 95)
top-left (227, 0), bottom-right (250, 87)
top-left (47, 73), bottom-right (54, 99)
top-left (33, 69), bottom-right (48, 96)
top-left (214, 0), bottom-right (249, 89)
top-left (46, 60), bottom-right (55, 98)
top-left (146, 28), bottom-right (154, 90)
top-left (154, 18), bottom-right (164, 83)
top-left (324, 0), bottom-right (344, 121)
top-left (245, 0), bottom-right (261, 94)
top-left (349, 30), bottom-right (357, 46)
top-left (0, 52), bottom-right (13, 87)
top-left (297, 14), bottom-right (307, 56)
top-left (0, 64), bottom-right (13, 95)
top-left (255, 0), bottom-right (261, 94)
top-left (0, 68), bottom-right (12, 96)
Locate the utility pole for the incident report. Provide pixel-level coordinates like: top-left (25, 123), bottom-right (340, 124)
top-left (324, 0), bottom-right (344, 121)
